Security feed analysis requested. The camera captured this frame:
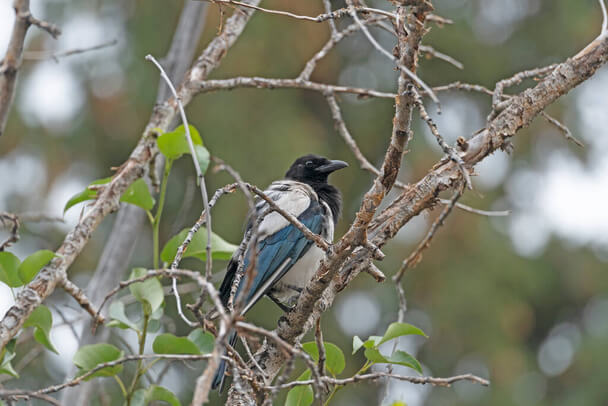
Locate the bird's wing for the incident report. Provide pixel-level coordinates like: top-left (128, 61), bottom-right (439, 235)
top-left (218, 182), bottom-right (324, 313)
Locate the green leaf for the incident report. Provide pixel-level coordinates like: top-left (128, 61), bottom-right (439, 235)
top-left (108, 301), bottom-right (139, 331)
top-left (377, 322), bottom-right (427, 346)
top-left (352, 336), bottom-right (364, 354)
top-left (144, 385), bottom-right (181, 406)
top-left (23, 305), bottom-right (57, 354)
top-left (187, 329), bottom-right (214, 354)
top-left (386, 350), bottom-right (423, 374)
top-left (73, 343), bottom-right (123, 379)
top-left (33, 328), bottom-right (58, 354)
top-left (152, 333), bottom-right (201, 355)
top-left (0, 339), bottom-right (18, 378)
top-left (129, 268), bottom-right (164, 314)
top-left (160, 227), bottom-right (238, 264)
top-left (0, 252), bottom-right (22, 287)
top-left (363, 348), bottom-right (422, 374)
top-left (157, 125), bottom-right (203, 160)
top-left (302, 341), bottom-right (345, 375)
top-left (18, 250), bottom-right (56, 285)
top-left (285, 370), bottom-right (313, 406)
top-left (63, 177), bottom-right (111, 214)
top-left (193, 144), bottom-right (210, 176)
top-left (120, 178), bottom-right (155, 210)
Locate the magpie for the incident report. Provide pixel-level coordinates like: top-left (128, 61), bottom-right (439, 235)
top-left (211, 154), bottom-right (348, 390)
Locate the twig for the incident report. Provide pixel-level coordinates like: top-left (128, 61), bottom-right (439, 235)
top-left (541, 112), bottom-right (584, 147)
top-left (203, 0), bottom-right (396, 23)
top-left (394, 187), bottom-right (463, 283)
top-left (345, 0), bottom-right (439, 104)
top-left (315, 318), bottom-right (326, 378)
top-left (247, 184), bottom-right (331, 251)
top-left (413, 89), bottom-right (472, 189)
top-left (419, 45), bottom-right (463, 69)
top-left (442, 200), bottom-right (510, 217)
top-left (600, 0), bottom-right (608, 35)
top-left (265, 372), bottom-right (489, 390)
top-left (0, 354), bottom-right (243, 399)
top-left (0, 212), bottom-right (19, 251)
top-left (198, 76), bottom-right (396, 99)
top-left (146, 54), bottom-right (216, 329)
top-left (23, 39), bottom-right (118, 61)
top-left (59, 277), bottom-right (105, 326)
top-left (488, 64), bottom-right (558, 122)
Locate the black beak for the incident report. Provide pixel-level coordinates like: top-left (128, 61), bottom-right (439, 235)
top-left (316, 160), bottom-right (349, 174)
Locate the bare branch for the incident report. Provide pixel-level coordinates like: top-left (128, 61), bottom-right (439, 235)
top-left (265, 372), bottom-right (489, 390)
top-left (0, 0), bottom-right (60, 136)
top-left (413, 89), bottom-right (472, 189)
top-left (394, 187), bottom-right (463, 282)
top-left (58, 277), bottom-right (105, 326)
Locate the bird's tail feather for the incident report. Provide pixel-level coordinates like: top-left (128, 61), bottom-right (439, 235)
top-left (212, 330), bottom-right (237, 392)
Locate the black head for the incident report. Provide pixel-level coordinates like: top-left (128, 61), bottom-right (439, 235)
top-left (285, 154), bottom-right (348, 186)
top-left (285, 154), bottom-right (347, 223)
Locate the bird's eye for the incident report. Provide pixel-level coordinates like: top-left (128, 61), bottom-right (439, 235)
top-left (305, 160), bottom-right (314, 168)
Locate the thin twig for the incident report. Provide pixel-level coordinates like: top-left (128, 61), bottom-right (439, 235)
top-left (413, 89), bottom-right (472, 189)
top-left (265, 372), bottom-right (490, 390)
top-left (419, 45), bottom-right (463, 69)
top-left (58, 277), bottom-right (105, 325)
top-left (442, 200), bottom-right (510, 217)
top-left (541, 112), bottom-right (584, 147)
top-left (394, 187), bottom-right (463, 282)
top-left (203, 0), bottom-right (396, 23)
top-left (146, 54), bottom-right (215, 322)
top-left (23, 39), bottom-right (118, 61)
top-left (345, 0), bottom-right (439, 105)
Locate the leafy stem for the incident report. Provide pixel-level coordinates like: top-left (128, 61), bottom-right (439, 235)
top-left (126, 306), bottom-right (151, 405)
top-left (152, 159), bottom-right (173, 270)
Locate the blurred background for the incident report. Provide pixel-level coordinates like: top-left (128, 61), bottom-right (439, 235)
top-left (1, 0), bottom-right (607, 405)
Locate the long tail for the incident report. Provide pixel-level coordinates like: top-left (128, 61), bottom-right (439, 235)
top-left (211, 330), bottom-right (237, 392)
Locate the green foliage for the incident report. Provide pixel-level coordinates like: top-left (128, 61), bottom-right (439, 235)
top-left (302, 341), bottom-right (345, 376)
top-left (187, 329), bottom-right (215, 354)
top-left (353, 322), bottom-right (426, 375)
top-left (73, 343), bottom-right (124, 379)
top-left (129, 268), bottom-right (164, 314)
top-left (0, 251), bottom-right (23, 287)
top-left (23, 305), bottom-right (57, 354)
top-left (0, 250), bottom-right (56, 287)
top-left (107, 301), bottom-right (140, 332)
top-left (152, 333), bottom-right (202, 355)
top-left (285, 370), bottom-right (313, 406)
top-left (120, 179), bottom-right (156, 211)
top-left (157, 125), bottom-right (210, 175)
top-left (63, 178), bottom-right (155, 213)
top-left (160, 227), bottom-right (238, 263)
top-left (63, 177), bottom-right (110, 214)
top-left (0, 339), bottom-right (19, 378)
top-left (377, 322), bottom-right (427, 346)
top-left (132, 385), bottom-right (182, 406)
top-left (18, 250), bottom-right (56, 284)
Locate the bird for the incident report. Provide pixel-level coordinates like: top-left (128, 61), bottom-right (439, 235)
top-left (211, 154), bottom-right (348, 391)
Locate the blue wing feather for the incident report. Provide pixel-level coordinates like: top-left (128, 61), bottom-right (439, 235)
top-left (234, 201), bottom-right (325, 306)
